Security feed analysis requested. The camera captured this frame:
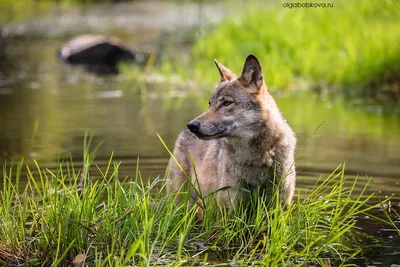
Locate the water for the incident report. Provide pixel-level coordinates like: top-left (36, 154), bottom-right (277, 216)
top-left (1, 1), bottom-right (400, 265)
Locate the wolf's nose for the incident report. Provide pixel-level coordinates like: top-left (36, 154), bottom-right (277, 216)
top-left (187, 121), bottom-right (200, 133)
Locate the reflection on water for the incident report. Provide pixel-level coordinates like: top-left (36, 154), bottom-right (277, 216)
top-left (0, 1), bottom-right (400, 265)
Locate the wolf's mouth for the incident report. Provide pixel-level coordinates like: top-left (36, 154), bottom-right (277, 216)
top-left (194, 130), bottom-right (228, 140)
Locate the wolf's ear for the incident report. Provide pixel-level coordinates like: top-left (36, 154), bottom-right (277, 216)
top-left (238, 55), bottom-right (264, 94)
top-left (214, 59), bottom-right (237, 82)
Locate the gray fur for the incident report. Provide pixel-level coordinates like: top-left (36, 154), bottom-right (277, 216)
top-left (167, 55), bottom-right (296, 211)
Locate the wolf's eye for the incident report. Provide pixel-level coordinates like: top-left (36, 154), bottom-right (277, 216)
top-left (208, 99), bottom-right (212, 106)
top-left (222, 100), bottom-right (233, 106)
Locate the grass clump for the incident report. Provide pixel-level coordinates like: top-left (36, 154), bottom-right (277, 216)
top-left (0, 139), bottom-right (398, 265)
top-left (164, 0), bottom-right (400, 99)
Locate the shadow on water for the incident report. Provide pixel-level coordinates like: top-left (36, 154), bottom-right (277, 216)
top-left (0, 1), bottom-right (400, 265)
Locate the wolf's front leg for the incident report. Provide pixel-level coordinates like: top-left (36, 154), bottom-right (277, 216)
top-left (215, 185), bottom-right (248, 212)
top-left (195, 188), bottom-right (244, 220)
top-left (280, 169), bottom-right (296, 206)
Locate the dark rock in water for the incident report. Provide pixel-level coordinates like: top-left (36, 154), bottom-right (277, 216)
top-left (58, 35), bottom-right (138, 75)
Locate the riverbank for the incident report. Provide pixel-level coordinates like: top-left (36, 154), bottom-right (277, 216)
top-left (0, 137), bottom-right (397, 265)
top-left (139, 0), bottom-right (400, 100)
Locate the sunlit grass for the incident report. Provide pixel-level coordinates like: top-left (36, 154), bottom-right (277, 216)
top-left (147, 0), bottom-right (400, 99)
top-left (0, 136), bottom-right (398, 265)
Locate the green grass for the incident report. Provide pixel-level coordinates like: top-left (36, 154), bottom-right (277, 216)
top-left (0, 137), bottom-right (398, 266)
top-left (149, 0), bottom-right (400, 99)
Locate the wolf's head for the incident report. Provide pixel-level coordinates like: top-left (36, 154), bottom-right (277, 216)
top-left (187, 55), bottom-right (273, 141)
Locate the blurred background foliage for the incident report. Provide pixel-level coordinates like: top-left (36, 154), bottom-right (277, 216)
top-left (0, 0), bottom-right (210, 22)
top-left (144, 0), bottom-right (400, 99)
top-left (2, 0), bottom-right (399, 101)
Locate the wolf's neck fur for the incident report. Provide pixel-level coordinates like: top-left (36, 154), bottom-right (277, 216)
top-left (224, 91), bottom-right (287, 160)
top-left (220, 92), bottom-right (290, 185)
top-left (222, 112), bottom-right (285, 165)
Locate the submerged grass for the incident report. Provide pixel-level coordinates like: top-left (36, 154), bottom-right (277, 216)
top-left (0, 138), bottom-right (397, 266)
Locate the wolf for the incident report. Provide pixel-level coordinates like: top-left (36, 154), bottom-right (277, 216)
top-left (167, 55), bottom-right (296, 211)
